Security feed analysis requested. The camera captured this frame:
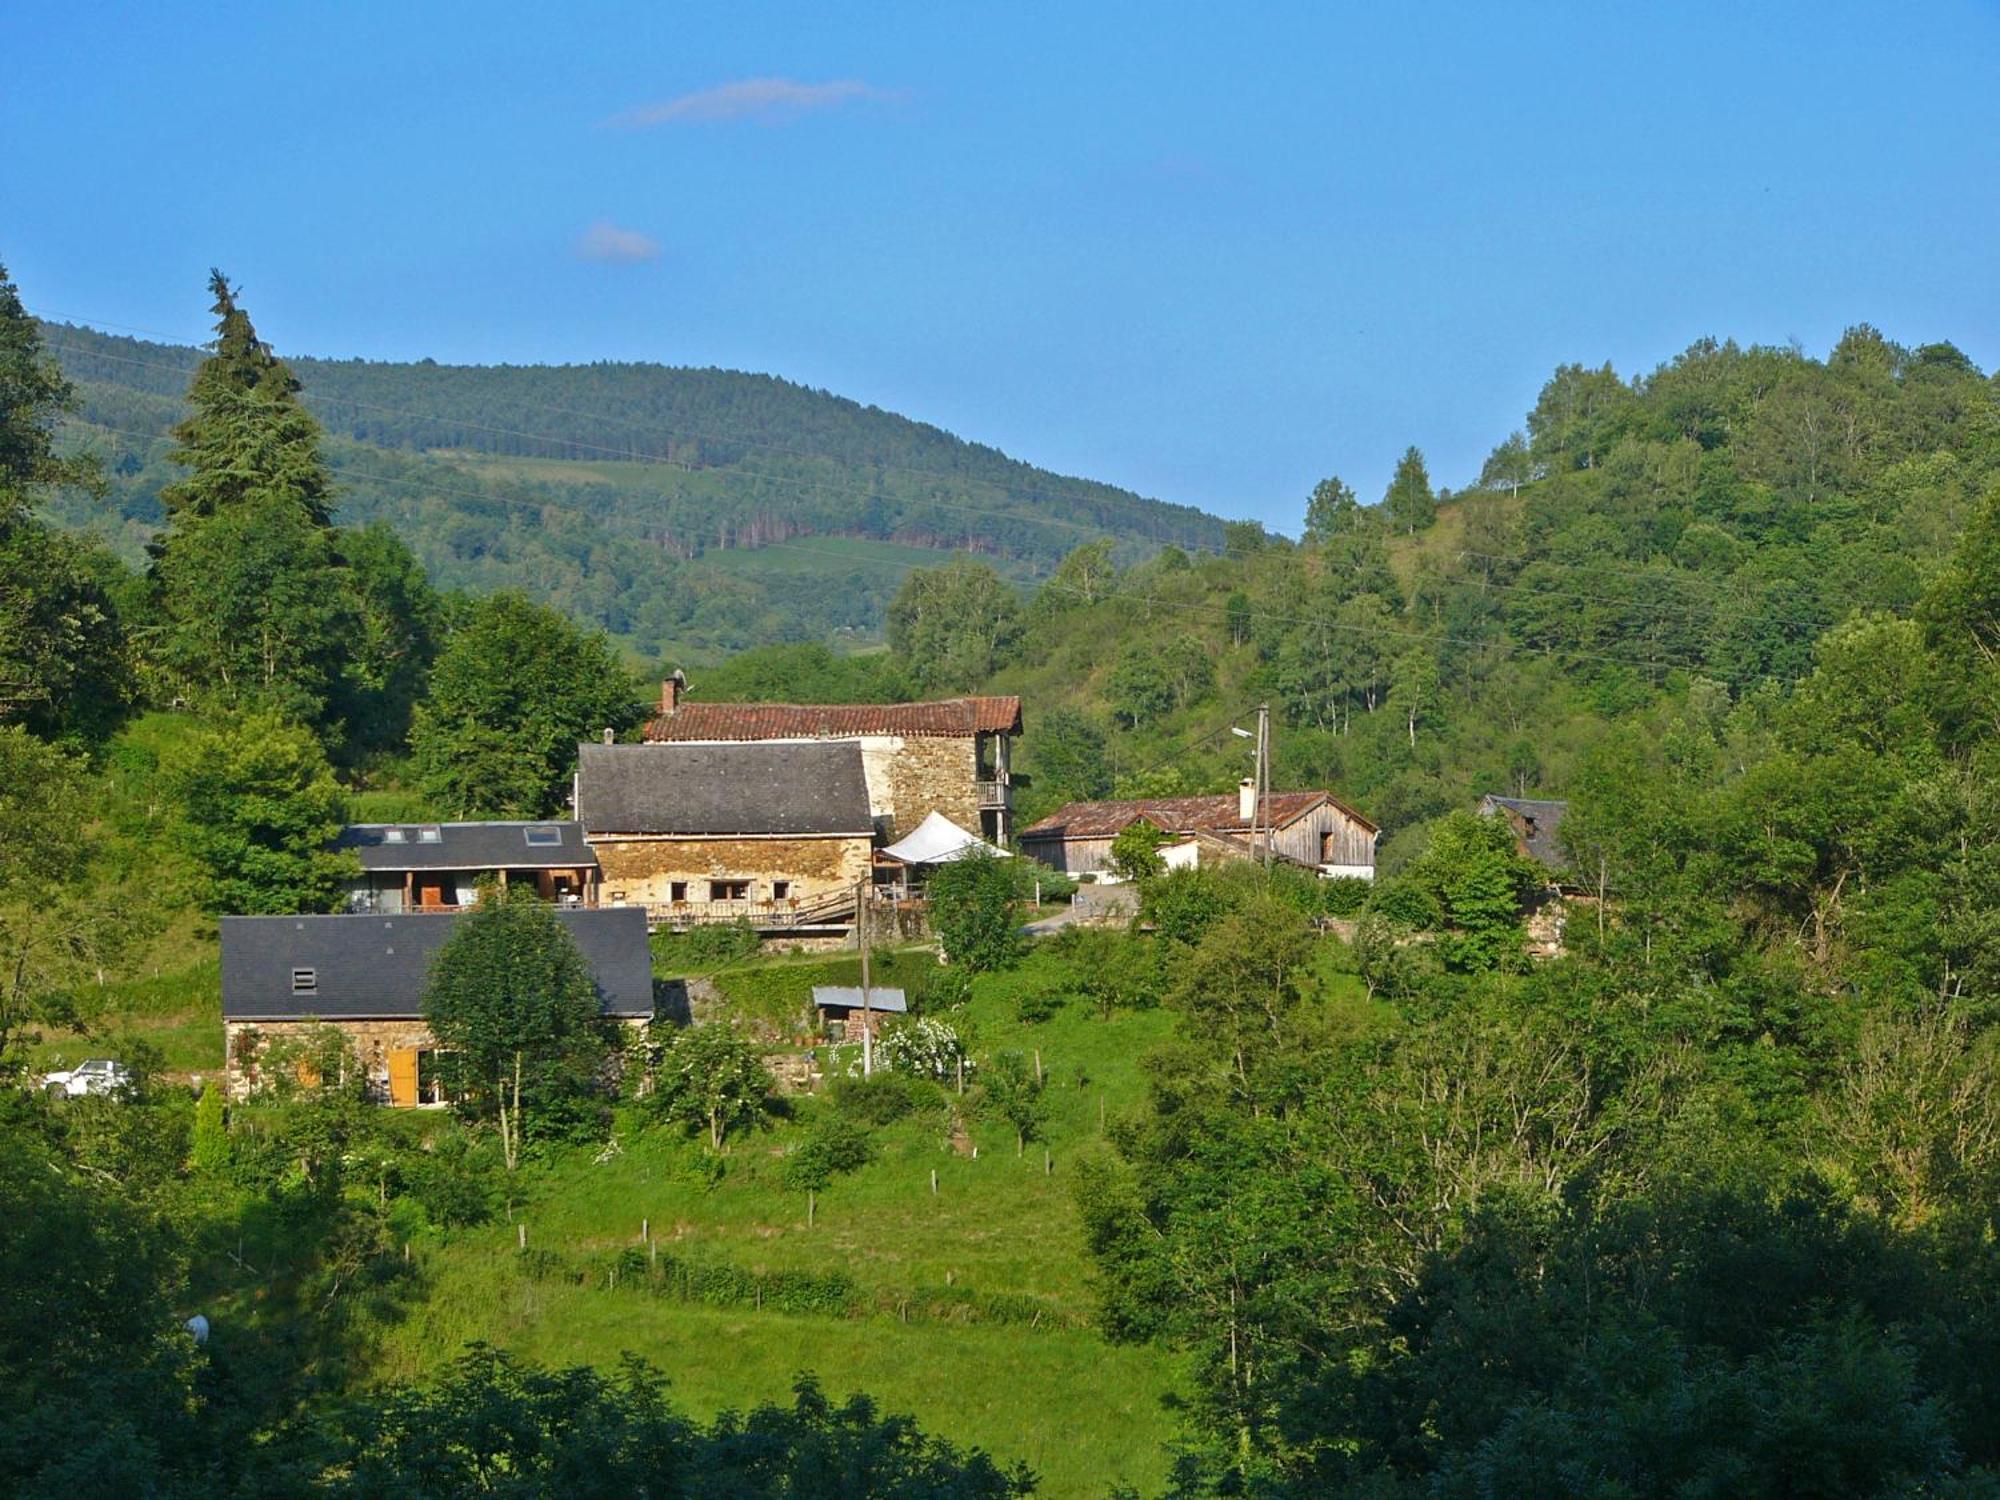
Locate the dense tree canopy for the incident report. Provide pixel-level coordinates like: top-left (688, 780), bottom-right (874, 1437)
top-left (411, 592), bottom-right (640, 817)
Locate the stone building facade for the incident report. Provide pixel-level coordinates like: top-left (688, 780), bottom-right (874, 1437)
top-left (1020, 782), bottom-right (1378, 879)
top-left (639, 680), bottom-right (1023, 844)
top-left (575, 740), bottom-right (877, 923)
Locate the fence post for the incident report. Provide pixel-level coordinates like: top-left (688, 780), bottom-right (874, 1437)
top-left (1034, 1048), bottom-right (1043, 1085)
top-left (517, 1222), bottom-right (526, 1252)
top-left (930, 1168), bottom-right (938, 1196)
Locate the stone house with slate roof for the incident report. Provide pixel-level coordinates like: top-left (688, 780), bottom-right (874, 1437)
top-left (220, 907), bottom-right (653, 1104)
top-left (574, 740), bottom-right (875, 927)
top-left (1021, 782), bottom-right (1377, 879)
top-left (334, 820), bottom-right (599, 913)
top-left (642, 675), bottom-right (1023, 844)
top-left (1476, 795), bottom-right (1571, 877)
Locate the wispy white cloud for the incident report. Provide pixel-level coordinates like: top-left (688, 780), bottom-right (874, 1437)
top-left (608, 77), bottom-right (889, 128)
top-left (576, 220), bottom-right (662, 264)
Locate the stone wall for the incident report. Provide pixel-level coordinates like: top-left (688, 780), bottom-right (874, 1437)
top-left (590, 834), bottom-right (872, 908)
top-left (881, 734), bottom-right (982, 841)
top-left (225, 1015), bottom-right (652, 1104)
top-left (225, 1017), bottom-right (436, 1103)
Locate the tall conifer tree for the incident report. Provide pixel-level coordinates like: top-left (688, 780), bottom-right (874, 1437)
top-left (1382, 445), bottom-right (1437, 534)
top-left (152, 272), bottom-right (352, 728)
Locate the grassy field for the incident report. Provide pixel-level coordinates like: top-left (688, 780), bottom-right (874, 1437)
top-left (48, 920), bottom-right (1231, 1494)
top-left (364, 946), bottom-right (1189, 1496)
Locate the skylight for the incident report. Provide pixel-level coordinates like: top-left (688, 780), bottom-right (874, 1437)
top-left (524, 826), bottom-right (562, 847)
top-left (382, 829), bottom-right (407, 843)
top-left (417, 827), bottom-right (443, 843)
top-left (291, 968), bottom-right (317, 993)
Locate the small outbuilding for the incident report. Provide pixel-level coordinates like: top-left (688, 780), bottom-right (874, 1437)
top-left (811, 985), bottom-right (907, 1041)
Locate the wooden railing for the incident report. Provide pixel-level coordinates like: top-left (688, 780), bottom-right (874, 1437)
top-left (640, 890), bottom-right (858, 932)
top-left (975, 779), bottom-right (1011, 808)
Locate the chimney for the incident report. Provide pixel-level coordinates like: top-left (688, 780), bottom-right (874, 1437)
top-left (660, 669), bottom-right (687, 715)
top-left (1239, 777), bottom-right (1257, 825)
top-left (601, 727), bottom-right (615, 745)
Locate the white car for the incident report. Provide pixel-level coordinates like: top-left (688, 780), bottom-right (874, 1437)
top-left (41, 1058), bottom-right (134, 1098)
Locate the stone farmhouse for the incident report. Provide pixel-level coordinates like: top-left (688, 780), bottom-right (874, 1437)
top-left (1021, 780), bottom-right (1377, 879)
top-left (641, 675), bottom-right (1024, 845)
top-left (334, 820), bottom-right (599, 913)
top-left (219, 907), bottom-right (653, 1104)
top-left (574, 740), bottom-right (876, 930)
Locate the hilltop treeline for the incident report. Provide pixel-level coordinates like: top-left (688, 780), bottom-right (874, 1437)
top-left (791, 326), bottom-right (1998, 860)
top-left (36, 317), bottom-right (1220, 657)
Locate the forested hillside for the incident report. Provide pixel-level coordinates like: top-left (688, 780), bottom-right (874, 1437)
top-left (36, 317), bottom-right (1222, 659)
top-left (17, 244), bottom-right (2000, 1498)
top-left (874, 331), bottom-right (2000, 863)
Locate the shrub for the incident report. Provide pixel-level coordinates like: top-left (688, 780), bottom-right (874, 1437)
top-left (830, 1071), bottom-right (921, 1126)
top-left (878, 1016), bottom-right (971, 1082)
top-left (653, 920), bottom-right (760, 971)
top-left (927, 850), bottom-right (1024, 972)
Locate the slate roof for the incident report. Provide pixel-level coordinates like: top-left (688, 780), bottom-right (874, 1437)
top-left (643, 696), bottom-right (1022, 743)
top-left (811, 986), bottom-right (909, 1014)
top-left (221, 907), bottom-right (653, 1021)
top-left (575, 741), bottom-right (873, 837)
top-left (334, 821), bottom-right (597, 873)
top-left (1478, 795), bottom-right (1571, 872)
top-left (1020, 789), bottom-right (1377, 842)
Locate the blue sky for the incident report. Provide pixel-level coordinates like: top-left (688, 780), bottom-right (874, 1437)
top-left (6, 1), bottom-right (1997, 528)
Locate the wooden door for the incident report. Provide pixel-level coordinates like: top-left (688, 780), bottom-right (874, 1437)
top-left (388, 1048), bottom-right (419, 1107)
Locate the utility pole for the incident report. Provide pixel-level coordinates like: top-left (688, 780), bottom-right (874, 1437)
top-left (857, 875), bottom-right (873, 1077)
top-left (1255, 703), bottom-right (1272, 869)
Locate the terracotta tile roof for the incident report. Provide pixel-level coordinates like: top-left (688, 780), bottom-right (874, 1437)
top-left (1020, 789), bottom-right (1377, 841)
top-left (644, 695), bottom-right (1022, 742)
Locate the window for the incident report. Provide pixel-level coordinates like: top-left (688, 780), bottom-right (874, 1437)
top-left (291, 967), bottom-right (317, 994)
top-left (523, 825), bottom-right (562, 847)
top-left (709, 879), bottom-right (751, 902)
top-left (382, 828), bottom-right (407, 844)
top-left (669, 881), bottom-right (688, 903)
top-left (772, 880), bottom-right (791, 901)
top-left (417, 827), bottom-right (443, 844)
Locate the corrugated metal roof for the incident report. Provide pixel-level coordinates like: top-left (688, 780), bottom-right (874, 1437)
top-left (1020, 789), bottom-right (1376, 841)
top-left (334, 821), bottom-right (597, 873)
top-left (220, 907), bottom-right (653, 1021)
top-left (576, 741), bottom-right (873, 836)
top-left (811, 986), bottom-right (908, 1013)
top-left (644, 696), bottom-right (1022, 742)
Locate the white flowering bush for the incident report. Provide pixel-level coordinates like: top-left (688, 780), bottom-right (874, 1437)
top-left (877, 1016), bottom-right (970, 1081)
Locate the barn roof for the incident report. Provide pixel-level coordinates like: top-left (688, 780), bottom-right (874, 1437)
top-left (334, 821), bottom-right (597, 873)
top-left (220, 907), bottom-right (653, 1021)
top-left (1478, 795), bottom-right (1570, 872)
top-left (576, 741), bottom-right (873, 837)
top-left (1020, 789), bottom-right (1376, 841)
top-left (644, 696), bottom-right (1021, 742)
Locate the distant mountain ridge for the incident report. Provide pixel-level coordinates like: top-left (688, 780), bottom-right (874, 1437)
top-left (38, 319), bottom-right (1226, 660)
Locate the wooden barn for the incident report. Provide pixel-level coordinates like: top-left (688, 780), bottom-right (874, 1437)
top-left (1020, 780), bottom-right (1377, 879)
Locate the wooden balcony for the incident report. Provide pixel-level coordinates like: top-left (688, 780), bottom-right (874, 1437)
top-left (976, 778), bottom-right (1012, 809)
